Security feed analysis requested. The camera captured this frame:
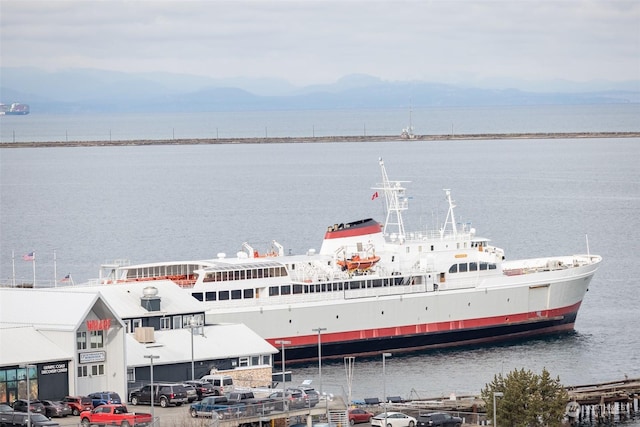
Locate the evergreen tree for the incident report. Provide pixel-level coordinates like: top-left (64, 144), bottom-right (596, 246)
top-left (481, 367), bottom-right (568, 427)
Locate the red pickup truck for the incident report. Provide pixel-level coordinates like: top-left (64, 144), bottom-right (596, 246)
top-left (80, 404), bottom-right (152, 427)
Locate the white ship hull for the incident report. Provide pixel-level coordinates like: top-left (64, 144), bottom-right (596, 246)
top-left (202, 255), bottom-right (598, 362)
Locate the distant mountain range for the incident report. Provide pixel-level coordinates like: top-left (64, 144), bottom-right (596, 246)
top-left (1, 67), bottom-right (638, 114)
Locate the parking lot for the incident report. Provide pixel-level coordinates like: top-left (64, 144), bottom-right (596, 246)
top-left (53, 399), bottom-right (348, 427)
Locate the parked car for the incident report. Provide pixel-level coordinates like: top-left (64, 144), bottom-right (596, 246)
top-left (182, 384), bottom-right (198, 403)
top-left (129, 383), bottom-right (188, 407)
top-left (268, 390), bottom-right (306, 411)
top-left (87, 391), bottom-right (122, 407)
top-left (0, 404), bottom-right (13, 412)
top-left (0, 411), bottom-right (60, 427)
top-left (416, 413), bottom-right (462, 427)
top-left (61, 396), bottom-right (93, 416)
top-left (371, 412), bottom-right (416, 427)
top-left (225, 391), bottom-right (276, 416)
top-left (287, 387), bottom-right (320, 407)
top-left (12, 399), bottom-right (45, 414)
top-left (183, 380), bottom-right (216, 400)
top-left (199, 374), bottom-right (234, 395)
top-left (41, 400), bottom-right (72, 418)
top-left (348, 408), bottom-right (374, 425)
top-left (189, 396), bottom-right (243, 419)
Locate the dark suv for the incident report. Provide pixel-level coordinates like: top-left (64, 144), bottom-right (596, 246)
top-left (87, 392), bottom-right (121, 407)
top-left (417, 413), bottom-right (462, 427)
top-left (129, 383), bottom-right (188, 407)
top-left (184, 380), bottom-right (216, 400)
top-left (12, 399), bottom-right (45, 414)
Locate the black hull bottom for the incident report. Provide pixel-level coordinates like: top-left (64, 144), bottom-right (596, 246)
top-left (276, 312), bottom-right (578, 365)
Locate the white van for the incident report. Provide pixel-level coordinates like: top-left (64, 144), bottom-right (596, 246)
top-left (199, 374), bottom-right (235, 395)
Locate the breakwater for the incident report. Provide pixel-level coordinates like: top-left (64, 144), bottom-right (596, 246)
top-left (1, 131), bottom-right (639, 148)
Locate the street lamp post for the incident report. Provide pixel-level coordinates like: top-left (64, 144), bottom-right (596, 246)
top-left (275, 340), bottom-right (291, 411)
top-left (144, 354), bottom-right (160, 421)
top-left (188, 316), bottom-right (198, 381)
top-left (312, 327), bottom-right (326, 394)
top-left (493, 392), bottom-right (504, 427)
top-left (20, 364), bottom-right (35, 427)
top-left (382, 353), bottom-right (392, 427)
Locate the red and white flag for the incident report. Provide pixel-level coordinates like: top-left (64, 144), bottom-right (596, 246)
top-left (371, 191), bottom-right (379, 200)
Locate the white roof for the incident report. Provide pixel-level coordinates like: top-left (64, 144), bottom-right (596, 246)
top-left (0, 288), bottom-right (119, 366)
top-left (58, 280), bottom-right (203, 318)
top-left (0, 287), bottom-right (103, 331)
top-left (127, 323), bottom-right (277, 367)
top-left (0, 326), bottom-right (72, 365)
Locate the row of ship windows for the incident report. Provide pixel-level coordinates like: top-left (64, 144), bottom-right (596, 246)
top-left (192, 276), bottom-right (413, 302)
top-left (126, 264), bottom-right (202, 278)
top-left (449, 262), bottom-right (497, 273)
top-left (202, 266), bottom-right (288, 282)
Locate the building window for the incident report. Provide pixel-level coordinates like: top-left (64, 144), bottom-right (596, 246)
top-left (251, 356), bottom-right (260, 366)
top-left (124, 320), bottom-right (132, 334)
top-left (173, 315), bottom-right (183, 329)
top-left (160, 318), bottom-right (171, 330)
top-left (76, 331), bottom-right (87, 350)
top-left (132, 319), bottom-right (142, 331)
top-left (239, 357), bottom-right (249, 367)
top-left (91, 365), bottom-right (105, 376)
top-left (78, 365), bottom-right (88, 378)
top-left (90, 331), bottom-right (104, 349)
top-left (127, 368), bottom-right (135, 383)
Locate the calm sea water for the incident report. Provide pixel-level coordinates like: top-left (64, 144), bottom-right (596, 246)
top-left (1, 105), bottom-right (639, 420)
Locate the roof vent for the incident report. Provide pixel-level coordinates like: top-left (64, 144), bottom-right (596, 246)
top-left (143, 286), bottom-right (159, 297)
top-left (141, 286), bottom-right (161, 311)
top-left (217, 252), bottom-right (226, 259)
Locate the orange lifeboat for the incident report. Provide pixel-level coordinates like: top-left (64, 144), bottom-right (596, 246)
top-left (337, 254), bottom-right (381, 271)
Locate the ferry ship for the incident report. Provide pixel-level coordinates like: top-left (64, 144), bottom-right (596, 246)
top-left (0, 103), bottom-right (30, 115)
top-left (100, 159), bottom-right (602, 363)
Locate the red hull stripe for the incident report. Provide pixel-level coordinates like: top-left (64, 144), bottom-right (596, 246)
top-left (324, 224), bottom-right (383, 240)
top-left (267, 301), bottom-right (582, 348)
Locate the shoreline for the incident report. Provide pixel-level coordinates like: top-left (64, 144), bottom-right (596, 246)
top-left (1, 131), bottom-right (639, 148)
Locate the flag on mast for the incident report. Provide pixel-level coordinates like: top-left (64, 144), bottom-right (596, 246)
top-left (60, 274), bottom-right (71, 283)
top-left (22, 252), bottom-right (35, 261)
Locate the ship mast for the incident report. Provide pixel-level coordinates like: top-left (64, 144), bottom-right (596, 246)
top-left (373, 158), bottom-right (409, 243)
top-left (440, 189), bottom-right (458, 238)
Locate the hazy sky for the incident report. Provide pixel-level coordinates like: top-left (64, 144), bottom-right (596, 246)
top-left (1, 0), bottom-right (639, 86)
